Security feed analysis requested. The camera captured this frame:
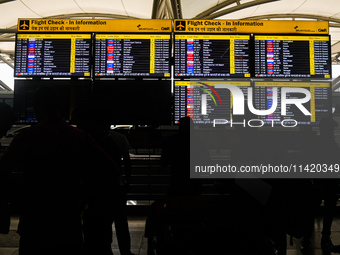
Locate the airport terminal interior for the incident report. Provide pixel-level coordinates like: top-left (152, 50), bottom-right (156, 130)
top-left (3, 0), bottom-right (340, 254)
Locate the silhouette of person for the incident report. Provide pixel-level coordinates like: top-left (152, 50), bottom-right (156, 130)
top-left (0, 102), bottom-right (16, 234)
top-left (161, 116), bottom-right (209, 196)
top-left (298, 117), bottom-right (340, 253)
top-left (229, 116), bottom-right (315, 255)
top-left (72, 103), bottom-right (134, 255)
top-left (305, 117), bottom-right (340, 253)
top-left (0, 86), bottom-right (120, 255)
top-left (229, 124), bottom-right (291, 255)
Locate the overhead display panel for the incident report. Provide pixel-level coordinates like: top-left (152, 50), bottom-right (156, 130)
top-left (93, 80), bottom-right (172, 125)
top-left (174, 34), bottom-right (250, 77)
top-left (14, 19), bottom-right (331, 80)
top-left (94, 34), bottom-right (171, 77)
top-left (14, 34), bottom-right (91, 77)
top-left (253, 81), bottom-right (331, 126)
top-left (254, 35), bottom-right (331, 78)
top-left (14, 79), bottom-right (92, 124)
top-left (174, 19), bottom-right (329, 34)
top-left (174, 80), bottom-right (251, 125)
top-left (18, 19), bottom-right (172, 33)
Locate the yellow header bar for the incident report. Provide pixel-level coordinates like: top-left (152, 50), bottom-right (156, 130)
top-left (96, 34), bottom-right (170, 39)
top-left (175, 81), bottom-right (191, 86)
top-left (175, 34), bottom-right (250, 40)
top-left (18, 19), bottom-right (329, 34)
top-left (255, 35), bottom-right (329, 41)
top-left (175, 81), bottom-right (251, 87)
top-left (255, 82), bottom-right (331, 88)
top-left (174, 19), bottom-right (329, 34)
top-left (18, 19), bottom-right (172, 33)
top-left (175, 81), bottom-right (329, 88)
top-left (17, 34), bottom-right (91, 39)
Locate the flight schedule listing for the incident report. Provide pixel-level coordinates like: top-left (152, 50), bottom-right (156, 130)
top-left (15, 34), bottom-right (91, 77)
top-left (174, 34), bottom-right (250, 77)
top-left (174, 80), bottom-right (250, 124)
top-left (253, 82), bottom-right (331, 125)
top-left (254, 35), bottom-right (331, 78)
top-left (94, 34), bottom-right (171, 77)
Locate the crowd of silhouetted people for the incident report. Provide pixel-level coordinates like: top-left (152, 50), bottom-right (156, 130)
top-left (0, 86), bottom-right (134, 255)
top-left (0, 86), bottom-right (340, 255)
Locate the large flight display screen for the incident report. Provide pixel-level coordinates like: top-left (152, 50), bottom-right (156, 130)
top-left (14, 79), bottom-right (92, 124)
top-left (93, 80), bottom-right (172, 125)
top-left (174, 34), bottom-right (251, 77)
top-left (253, 81), bottom-right (331, 125)
top-left (15, 34), bottom-right (91, 77)
top-left (174, 80), bottom-right (251, 125)
top-left (94, 34), bottom-right (171, 77)
top-left (254, 35), bottom-right (331, 78)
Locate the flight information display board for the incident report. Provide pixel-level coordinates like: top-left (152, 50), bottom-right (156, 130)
top-left (15, 34), bottom-right (91, 77)
top-left (94, 34), bottom-right (171, 77)
top-left (174, 80), bottom-right (251, 124)
top-left (93, 80), bottom-right (172, 125)
top-left (253, 81), bottom-right (331, 125)
top-left (14, 79), bottom-right (92, 124)
top-left (174, 34), bottom-right (250, 77)
top-left (254, 35), bottom-right (331, 78)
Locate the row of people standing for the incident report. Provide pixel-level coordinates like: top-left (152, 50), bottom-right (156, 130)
top-left (228, 117), bottom-right (340, 255)
top-left (1, 86), bottom-right (340, 255)
top-left (159, 115), bottom-right (340, 255)
top-left (0, 86), bottom-right (134, 255)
